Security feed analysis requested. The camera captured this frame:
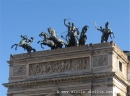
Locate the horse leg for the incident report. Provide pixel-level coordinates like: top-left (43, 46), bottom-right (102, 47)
top-left (75, 37), bottom-right (79, 46)
top-left (101, 35), bottom-right (104, 43)
top-left (59, 44), bottom-right (62, 48)
top-left (112, 33), bottom-right (115, 38)
top-left (41, 43), bottom-right (44, 49)
top-left (32, 48), bottom-right (36, 52)
top-left (105, 36), bottom-right (109, 42)
top-left (83, 38), bottom-right (86, 45)
top-left (15, 45), bottom-right (18, 50)
top-left (101, 39), bottom-right (103, 43)
top-left (37, 41), bottom-right (40, 44)
top-left (105, 38), bottom-right (108, 42)
top-left (51, 47), bottom-right (55, 49)
top-left (11, 44), bottom-right (17, 49)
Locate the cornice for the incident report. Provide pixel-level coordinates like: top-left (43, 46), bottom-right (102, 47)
top-left (114, 73), bottom-right (130, 86)
top-left (3, 72), bottom-right (115, 89)
top-left (112, 45), bottom-right (129, 64)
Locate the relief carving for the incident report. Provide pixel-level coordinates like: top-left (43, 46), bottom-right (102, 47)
top-left (93, 54), bottom-right (108, 67)
top-left (13, 65), bottom-right (26, 76)
top-left (52, 61), bottom-right (59, 72)
top-left (29, 57), bottom-right (90, 76)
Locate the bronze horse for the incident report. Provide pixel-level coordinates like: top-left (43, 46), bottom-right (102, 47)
top-left (79, 25), bottom-right (89, 45)
top-left (48, 28), bottom-right (68, 48)
top-left (11, 35), bottom-right (36, 53)
top-left (38, 32), bottom-right (56, 49)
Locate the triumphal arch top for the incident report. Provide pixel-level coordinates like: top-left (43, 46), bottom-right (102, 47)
top-left (3, 41), bottom-right (130, 96)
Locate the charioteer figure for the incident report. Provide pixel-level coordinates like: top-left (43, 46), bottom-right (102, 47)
top-left (64, 19), bottom-right (72, 40)
top-left (71, 22), bottom-right (79, 45)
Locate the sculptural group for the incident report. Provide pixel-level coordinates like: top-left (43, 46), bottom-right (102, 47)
top-left (95, 21), bottom-right (115, 43)
top-left (11, 19), bottom-right (115, 53)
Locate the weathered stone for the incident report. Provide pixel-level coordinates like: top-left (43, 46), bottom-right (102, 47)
top-left (3, 42), bottom-right (130, 96)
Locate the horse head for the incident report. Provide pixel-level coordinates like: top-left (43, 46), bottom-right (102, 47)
top-left (48, 27), bottom-right (57, 37)
top-left (21, 35), bottom-right (28, 40)
top-left (39, 32), bottom-right (45, 37)
top-left (82, 25), bottom-right (89, 33)
top-left (39, 32), bottom-right (50, 39)
top-left (28, 37), bottom-right (34, 43)
top-left (48, 27), bottom-right (52, 34)
top-left (79, 25), bottom-right (89, 45)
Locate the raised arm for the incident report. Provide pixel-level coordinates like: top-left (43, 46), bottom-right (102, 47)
top-left (96, 26), bottom-right (104, 33)
top-left (64, 19), bottom-right (68, 27)
top-left (97, 28), bottom-right (102, 31)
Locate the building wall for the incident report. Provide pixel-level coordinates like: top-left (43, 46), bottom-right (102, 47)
top-left (128, 64), bottom-right (130, 82)
top-left (112, 51), bottom-right (128, 79)
top-left (3, 43), bottom-right (130, 96)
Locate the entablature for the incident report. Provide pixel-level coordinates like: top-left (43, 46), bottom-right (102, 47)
top-left (3, 72), bottom-right (114, 89)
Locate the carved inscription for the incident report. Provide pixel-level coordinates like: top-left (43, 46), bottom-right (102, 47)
top-left (29, 57), bottom-right (89, 76)
top-left (13, 65), bottom-right (26, 76)
top-left (93, 54), bottom-right (108, 67)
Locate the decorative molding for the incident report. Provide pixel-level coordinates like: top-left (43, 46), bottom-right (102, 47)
top-left (9, 76), bottom-right (27, 80)
top-left (107, 77), bottom-right (113, 82)
top-left (113, 44), bottom-right (127, 59)
top-left (92, 49), bottom-right (111, 55)
top-left (3, 72), bottom-right (115, 89)
top-left (93, 54), bottom-right (108, 67)
top-left (92, 78), bottom-right (106, 83)
top-left (13, 65), bottom-right (26, 76)
top-left (29, 57), bottom-right (90, 76)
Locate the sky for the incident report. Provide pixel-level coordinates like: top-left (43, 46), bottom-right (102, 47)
top-left (0, 0), bottom-right (129, 95)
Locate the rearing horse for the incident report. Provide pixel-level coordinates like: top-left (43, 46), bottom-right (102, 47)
top-left (79, 25), bottom-right (89, 45)
top-left (11, 35), bottom-right (28, 50)
top-left (38, 32), bottom-right (56, 49)
top-left (48, 27), bottom-right (68, 48)
top-left (103, 28), bottom-right (115, 43)
top-left (11, 35), bottom-right (36, 53)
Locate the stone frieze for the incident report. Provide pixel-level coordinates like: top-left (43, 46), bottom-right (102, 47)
top-left (29, 57), bottom-right (90, 76)
top-left (93, 54), bottom-right (108, 67)
top-left (13, 65), bottom-right (26, 76)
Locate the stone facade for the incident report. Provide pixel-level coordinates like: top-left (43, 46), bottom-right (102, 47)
top-left (3, 42), bottom-right (130, 96)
